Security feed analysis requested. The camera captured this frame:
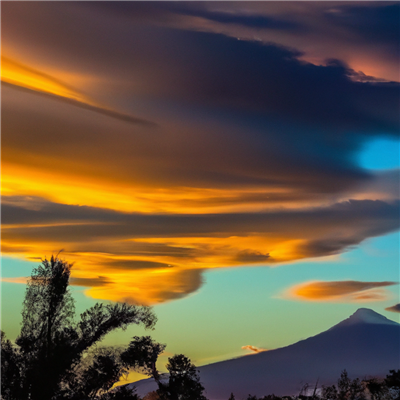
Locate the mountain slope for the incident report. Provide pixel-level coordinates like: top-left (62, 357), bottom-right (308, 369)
top-left (131, 308), bottom-right (400, 399)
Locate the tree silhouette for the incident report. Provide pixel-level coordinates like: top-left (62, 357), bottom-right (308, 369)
top-left (385, 370), bottom-right (400, 389)
top-left (1, 256), bottom-right (158, 400)
top-left (156, 354), bottom-right (207, 400)
top-left (322, 384), bottom-right (338, 400)
top-left (365, 378), bottom-right (388, 400)
top-left (336, 370), bottom-right (364, 400)
top-left (121, 336), bottom-right (166, 382)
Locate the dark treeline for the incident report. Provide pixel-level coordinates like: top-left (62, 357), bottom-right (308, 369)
top-left (1, 257), bottom-right (399, 400)
top-left (234, 369), bottom-right (400, 400)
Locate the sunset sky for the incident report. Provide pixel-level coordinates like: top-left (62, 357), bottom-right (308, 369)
top-left (1, 1), bottom-right (399, 381)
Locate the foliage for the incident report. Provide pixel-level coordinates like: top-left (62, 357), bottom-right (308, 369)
top-left (121, 336), bottom-right (166, 380)
top-left (364, 378), bottom-right (388, 400)
top-left (385, 371), bottom-right (400, 389)
top-left (322, 385), bottom-right (339, 400)
top-left (1, 256), bottom-right (157, 400)
top-left (243, 369), bottom-right (400, 400)
top-left (142, 392), bottom-right (161, 400)
top-left (321, 370), bottom-right (365, 400)
top-left (98, 386), bottom-right (141, 400)
top-left (1, 331), bottom-right (23, 400)
top-left (156, 354), bottom-right (207, 400)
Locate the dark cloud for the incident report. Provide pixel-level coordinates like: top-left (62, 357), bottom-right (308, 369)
top-left (301, 238), bottom-right (362, 258)
top-left (235, 250), bottom-right (270, 264)
top-left (3, 2), bottom-right (399, 132)
top-left (163, 3), bottom-right (300, 30)
top-left (3, 197), bottom-right (399, 237)
top-left (3, 82), bottom-right (155, 126)
top-left (80, 2), bottom-right (301, 30)
top-left (103, 260), bottom-right (174, 271)
top-left (135, 30), bottom-right (399, 132)
top-left (324, 3), bottom-right (400, 49)
top-left (385, 304), bottom-right (400, 313)
top-left (2, 4), bottom-right (399, 200)
top-left (85, 1), bottom-right (400, 82)
top-left (70, 276), bottom-right (112, 287)
top-left (68, 242), bottom-right (197, 259)
top-left (2, 196), bottom-right (399, 258)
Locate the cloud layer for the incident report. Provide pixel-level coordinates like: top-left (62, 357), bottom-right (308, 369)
top-left (2, 196), bottom-right (399, 304)
top-left (1, 2), bottom-right (399, 305)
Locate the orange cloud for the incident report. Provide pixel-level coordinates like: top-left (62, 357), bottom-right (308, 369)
top-left (1, 276), bottom-right (29, 285)
top-left (2, 194), bottom-right (399, 305)
top-left (241, 345), bottom-right (267, 353)
top-left (1, 56), bottom-right (89, 102)
top-left (285, 280), bottom-right (398, 303)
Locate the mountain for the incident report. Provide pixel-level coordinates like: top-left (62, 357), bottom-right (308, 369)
top-left (130, 308), bottom-right (400, 399)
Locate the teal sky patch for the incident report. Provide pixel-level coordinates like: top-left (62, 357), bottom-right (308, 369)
top-left (359, 138), bottom-right (400, 170)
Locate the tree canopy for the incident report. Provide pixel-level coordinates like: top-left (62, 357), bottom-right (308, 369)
top-left (157, 354), bottom-right (207, 400)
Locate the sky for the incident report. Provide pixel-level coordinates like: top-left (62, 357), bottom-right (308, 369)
top-left (1, 1), bottom-right (400, 382)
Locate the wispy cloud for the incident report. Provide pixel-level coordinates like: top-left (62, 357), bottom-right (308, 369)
top-left (241, 345), bottom-right (268, 353)
top-left (1, 57), bottom-right (154, 126)
top-left (1, 277), bottom-right (29, 285)
top-left (284, 280), bottom-right (398, 303)
top-left (385, 303), bottom-right (400, 313)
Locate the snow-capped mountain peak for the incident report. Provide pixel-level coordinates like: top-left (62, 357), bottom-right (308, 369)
top-left (331, 308), bottom-right (399, 329)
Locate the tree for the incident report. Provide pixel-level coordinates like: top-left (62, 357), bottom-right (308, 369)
top-left (98, 385), bottom-right (141, 400)
top-left (338, 370), bottom-right (352, 400)
top-left (348, 378), bottom-right (365, 400)
top-left (365, 378), bottom-right (388, 400)
top-left (1, 256), bottom-right (158, 400)
top-left (322, 371), bottom-right (366, 400)
top-left (335, 370), bottom-right (365, 400)
top-left (1, 331), bottom-right (23, 400)
top-left (121, 336), bottom-right (166, 383)
top-left (384, 371), bottom-right (400, 400)
top-left (156, 354), bottom-right (207, 400)
top-left (322, 385), bottom-right (338, 400)
top-left (385, 371), bottom-right (400, 389)
top-left (142, 392), bottom-right (161, 400)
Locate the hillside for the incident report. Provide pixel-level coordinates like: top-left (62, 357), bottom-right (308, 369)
top-left (131, 308), bottom-right (400, 398)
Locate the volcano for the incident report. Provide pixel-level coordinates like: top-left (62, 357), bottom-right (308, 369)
top-left (131, 308), bottom-right (400, 398)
